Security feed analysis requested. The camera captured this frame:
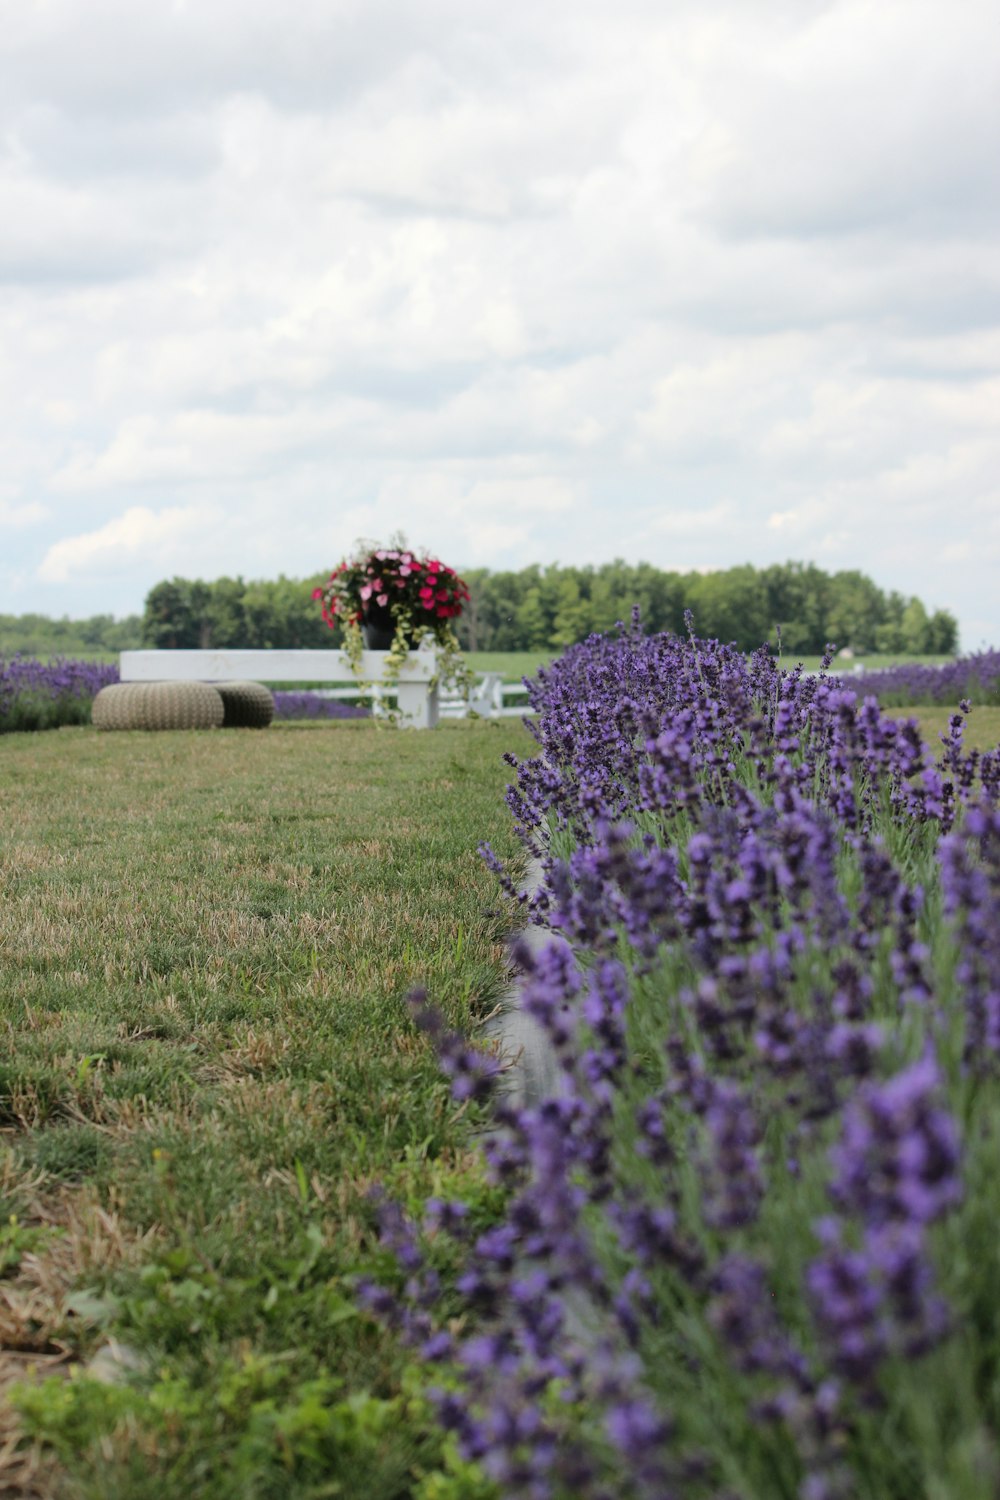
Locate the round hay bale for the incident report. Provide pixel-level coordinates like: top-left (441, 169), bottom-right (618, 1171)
top-left (91, 681), bottom-right (224, 731)
top-left (215, 680), bottom-right (274, 729)
top-left (92, 683), bottom-right (147, 731)
top-left (143, 681), bottom-right (224, 730)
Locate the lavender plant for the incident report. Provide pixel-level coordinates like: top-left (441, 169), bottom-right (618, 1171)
top-left (360, 616), bottom-right (1000, 1500)
top-left (0, 654), bottom-right (118, 732)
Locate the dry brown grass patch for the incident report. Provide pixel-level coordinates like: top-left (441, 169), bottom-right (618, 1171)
top-left (1, 1185), bottom-right (161, 1358)
top-left (0, 1180), bottom-right (164, 1498)
top-left (0, 1350), bottom-right (66, 1500)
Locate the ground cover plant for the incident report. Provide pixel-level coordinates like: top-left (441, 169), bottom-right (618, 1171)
top-left (786, 652), bottom-right (953, 676)
top-left (0, 716), bottom-right (534, 1498)
top-left (358, 618), bottom-right (1000, 1499)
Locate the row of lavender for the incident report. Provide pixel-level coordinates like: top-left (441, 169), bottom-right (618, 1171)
top-left (365, 620), bottom-right (1000, 1500)
top-left (842, 646), bottom-right (1000, 707)
top-left (0, 656), bottom-right (367, 731)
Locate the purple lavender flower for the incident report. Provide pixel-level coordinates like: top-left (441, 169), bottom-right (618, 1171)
top-left (828, 1053), bottom-right (961, 1229)
top-left (939, 801), bottom-right (1000, 1062)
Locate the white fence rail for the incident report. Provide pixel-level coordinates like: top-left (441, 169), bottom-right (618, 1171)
top-left (309, 674), bottom-right (532, 719)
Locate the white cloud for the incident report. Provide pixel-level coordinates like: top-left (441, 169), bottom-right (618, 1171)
top-left (38, 505), bottom-right (225, 582)
top-left (649, 502), bottom-right (736, 536)
top-left (0, 497), bottom-right (48, 528)
top-left (0, 0), bottom-right (996, 646)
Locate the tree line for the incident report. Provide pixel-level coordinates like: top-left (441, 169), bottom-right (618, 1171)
top-left (0, 611), bottom-right (143, 659)
top-left (141, 561), bottom-right (958, 657)
top-left (457, 561), bottom-right (958, 656)
top-left (1, 561), bottom-right (958, 660)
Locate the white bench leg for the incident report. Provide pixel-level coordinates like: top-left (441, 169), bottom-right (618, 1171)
top-left (396, 681), bottom-right (439, 729)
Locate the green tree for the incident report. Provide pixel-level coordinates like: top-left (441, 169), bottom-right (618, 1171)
top-left (824, 571), bottom-right (888, 655)
top-left (136, 562), bottom-right (960, 659)
top-left (549, 573), bottom-right (590, 648)
top-left (685, 566), bottom-right (771, 652)
top-left (204, 577), bottom-right (247, 648)
top-left (927, 609), bottom-right (958, 653)
top-left (142, 580), bottom-right (201, 648)
top-left (760, 561), bottom-right (828, 655)
top-left (516, 587), bottom-right (550, 650)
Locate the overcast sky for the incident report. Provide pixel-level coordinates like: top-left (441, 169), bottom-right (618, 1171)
top-left (2, 0), bottom-right (998, 648)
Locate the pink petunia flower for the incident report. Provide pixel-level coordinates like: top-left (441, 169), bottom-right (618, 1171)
top-left (376, 593), bottom-right (389, 607)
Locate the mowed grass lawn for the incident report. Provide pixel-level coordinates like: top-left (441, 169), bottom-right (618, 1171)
top-left (0, 717), bottom-right (533, 1500)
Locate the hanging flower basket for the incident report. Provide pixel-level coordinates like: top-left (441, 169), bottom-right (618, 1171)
top-left (312, 538), bottom-right (474, 717)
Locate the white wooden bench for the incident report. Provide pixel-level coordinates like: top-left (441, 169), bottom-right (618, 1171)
top-left (120, 648), bottom-right (443, 729)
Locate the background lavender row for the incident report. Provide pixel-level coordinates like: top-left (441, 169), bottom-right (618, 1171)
top-left (270, 691), bottom-right (369, 720)
top-left (838, 646), bottom-right (1000, 706)
top-left (0, 654), bottom-right (120, 732)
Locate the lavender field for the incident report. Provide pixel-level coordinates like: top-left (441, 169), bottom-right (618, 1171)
top-left (362, 620), bottom-right (1000, 1499)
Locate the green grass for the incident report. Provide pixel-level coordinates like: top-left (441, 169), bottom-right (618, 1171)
top-left (0, 718), bottom-right (534, 1499)
top-left (889, 705), bottom-right (1000, 754)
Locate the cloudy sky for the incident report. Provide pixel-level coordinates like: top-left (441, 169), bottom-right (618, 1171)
top-left (2, 0), bottom-right (998, 646)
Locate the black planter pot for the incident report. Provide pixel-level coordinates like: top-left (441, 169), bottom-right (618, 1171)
top-left (360, 598), bottom-right (434, 651)
top-left (360, 617), bottom-right (396, 650)
top-left (359, 600), bottom-right (398, 650)
top-left (360, 603), bottom-right (428, 651)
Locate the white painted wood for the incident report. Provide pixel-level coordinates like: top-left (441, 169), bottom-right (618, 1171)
top-left (397, 679), bottom-right (440, 729)
top-left (120, 649), bottom-right (439, 683)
